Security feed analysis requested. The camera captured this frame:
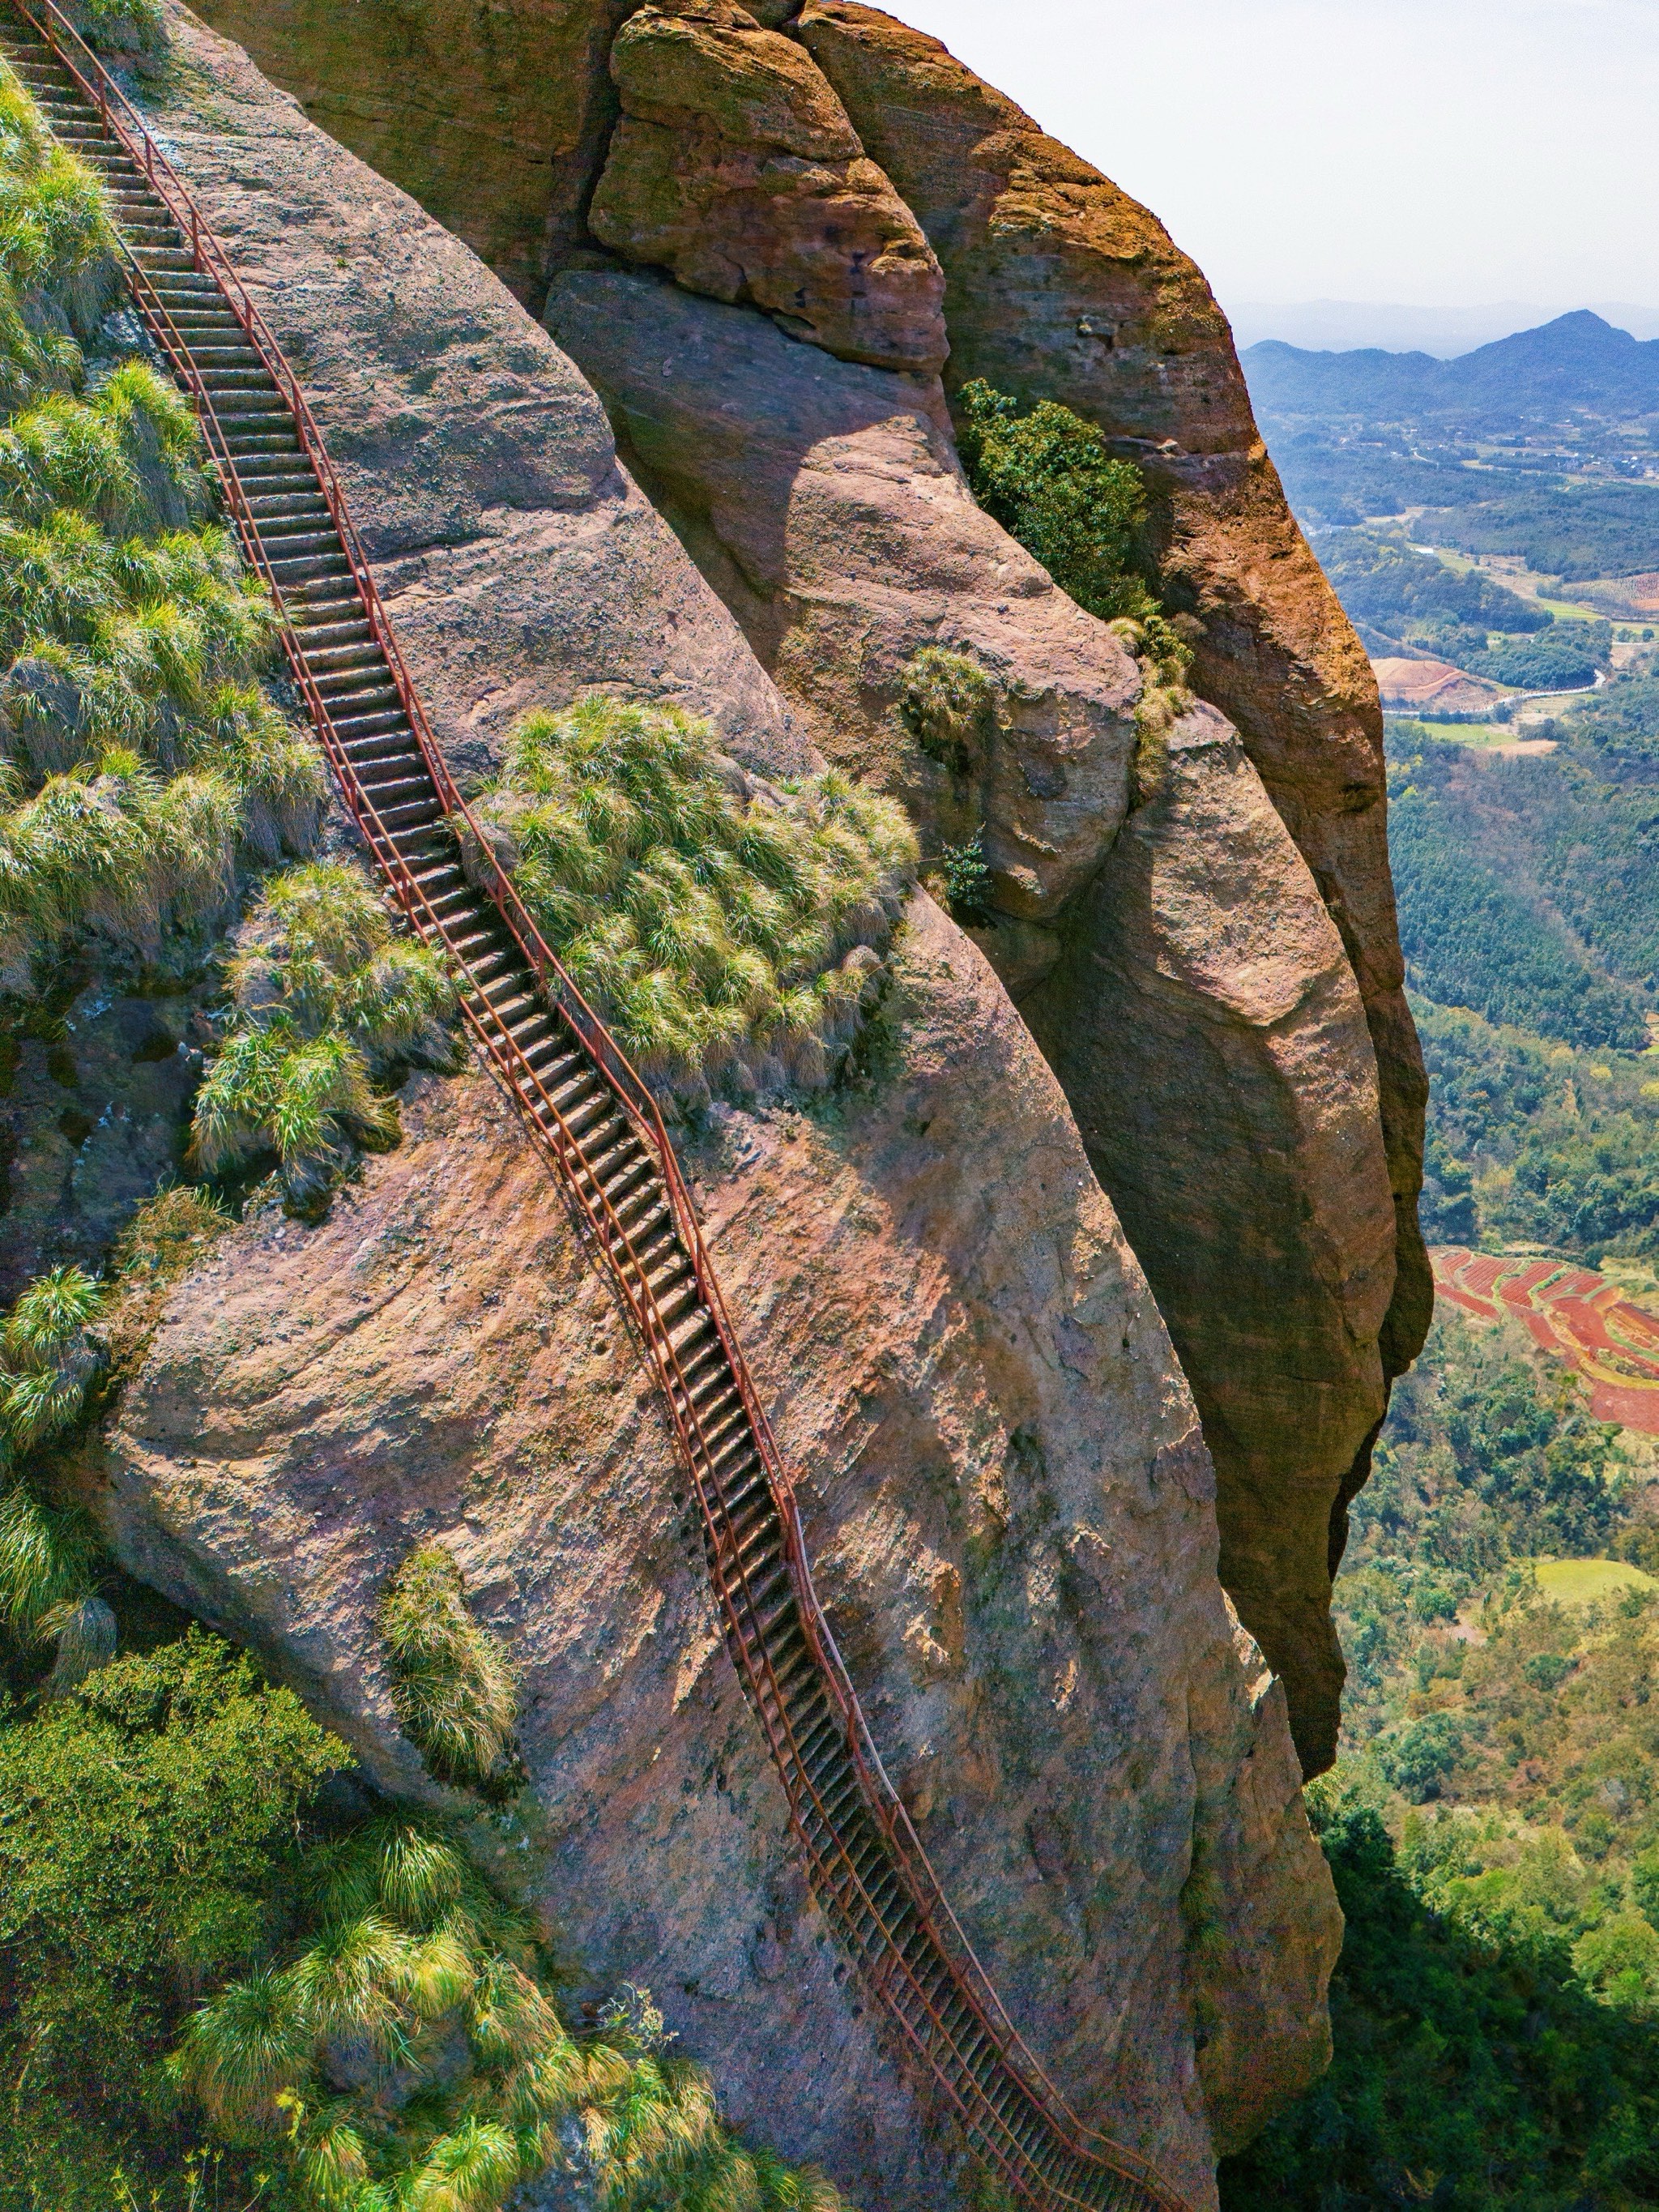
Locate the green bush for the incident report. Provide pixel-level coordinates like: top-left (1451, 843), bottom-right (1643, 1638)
top-left (0, 1628), bottom-right (347, 2211)
top-left (375, 1544), bottom-right (518, 1796)
top-left (192, 860), bottom-right (456, 1204)
top-left (462, 695), bottom-right (915, 1104)
top-left (175, 1813), bottom-right (847, 2212)
top-left (898, 645), bottom-right (998, 775)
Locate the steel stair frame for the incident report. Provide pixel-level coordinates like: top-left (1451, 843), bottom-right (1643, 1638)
top-left (0, 11), bottom-right (1192, 2208)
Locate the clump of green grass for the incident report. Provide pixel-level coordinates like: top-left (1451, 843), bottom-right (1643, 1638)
top-left (0, 1261), bottom-right (105, 1452)
top-left (190, 860), bottom-right (456, 1203)
top-left (0, 75), bottom-right (322, 1006)
top-left (462, 694), bottom-right (915, 1106)
top-left (376, 1544), bottom-right (518, 1796)
top-left (0, 59), bottom-right (122, 410)
top-left (173, 1812), bottom-right (847, 2212)
top-left (62, 0), bottom-right (166, 54)
top-left (899, 644), bottom-right (1000, 775)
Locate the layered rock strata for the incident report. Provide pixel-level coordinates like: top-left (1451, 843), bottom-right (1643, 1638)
top-left (46, 7), bottom-right (1346, 2199)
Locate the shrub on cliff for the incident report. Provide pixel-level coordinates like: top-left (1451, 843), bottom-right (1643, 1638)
top-left (458, 695), bottom-right (915, 1104)
top-left (0, 1627), bottom-right (347, 2211)
top-left (954, 380), bottom-right (1154, 626)
top-left (376, 1543), bottom-right (519, 1796)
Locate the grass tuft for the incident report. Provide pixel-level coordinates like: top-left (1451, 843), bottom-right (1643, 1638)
top-left (375, 1544), bottom-right (518, 1796)
top-left (192, 861), bottom-right (456, 1203)
top-left (462, 695), bottom-right (915, 1106)
top-left (172, 1804), bottom-right (848, 2212)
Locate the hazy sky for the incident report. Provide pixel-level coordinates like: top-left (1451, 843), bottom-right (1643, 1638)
top-left (881, 0), bottom-right (1659, 313)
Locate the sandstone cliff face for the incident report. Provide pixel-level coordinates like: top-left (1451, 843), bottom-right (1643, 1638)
top-left (100, 907), bottom-right (1337, 2206)
top-left (792, 1), bottom-right (1431, 1420)
top-left (181, 0), bottom-right (1427, 1773)
top-left (53, 8), bottom-right (1343, 2199)
top-left (544, 267), bottom-right (1140, 939)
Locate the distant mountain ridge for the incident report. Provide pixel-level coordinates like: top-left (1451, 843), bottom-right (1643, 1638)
top-left (1244, 311), bottom-right (1659, 422)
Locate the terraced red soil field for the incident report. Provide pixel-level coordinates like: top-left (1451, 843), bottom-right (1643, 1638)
top-left (1431, 1247), bottom-right (1659, 1433)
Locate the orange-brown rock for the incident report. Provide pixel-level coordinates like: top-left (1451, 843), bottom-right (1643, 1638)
top-left (590, 0), bottom-right (947, 371)
top-left (1025, 706), bottom-right (1398, 1771)
top-left (186, 0), bottom-right (636, 307)
top-left (794, 2), bottom-right (1431, 1403)
top-left (545, 267), bottom-right (1140, 933)
top-left (542, 258), bottom-right (1398, 1767)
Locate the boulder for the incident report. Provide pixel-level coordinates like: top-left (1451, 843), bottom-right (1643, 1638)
top-left (590, 0), bottom-right (948, 372)
top-left (96, 899), bottom-right (1339, 2208)
top-left (545, 267), bottom-right (1137, 930)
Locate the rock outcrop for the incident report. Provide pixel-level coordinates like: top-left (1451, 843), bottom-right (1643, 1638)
top-left (38, 7), bottom-right (1346, 2201)
top-left (179, 0), bottom-right (1429, 1772)
top-left (1025, 707), bottom-right (1397, 1760)
top-left (537, 266), bottom-right (1396, 1765)
top-left (792, 2), bottom-right (1431, 1404)
top-left (97, 907), bottom-right (1338, 2210)
top-left (591, 0), bottom-right (947, 373)
top-left (545, 267), bottom-right (1137, 938)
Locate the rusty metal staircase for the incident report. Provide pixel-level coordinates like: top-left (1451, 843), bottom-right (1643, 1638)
top-left (0, 10), bottom-right (1190, 2208)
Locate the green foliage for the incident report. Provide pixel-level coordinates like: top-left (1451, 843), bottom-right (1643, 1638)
top-left (1414, 998), bottom-right (1659, 1262)
top-left (0, 1628), bottom-right (347, 2211)
top-left (954, 380), bottom-right (1154, 624)
top-left (0, 73), bottom-right (322, 1007)
top-left (1558, 673), bottom-right (1659, 780)
top-left (898, 645), bottom-right (997, 775)
top-left (1320, 528), bottom-right (1551, 649)
top-left (0, 1259), bottom-right (104, 1452)
top-left (937, 832), bottom-right (993, 925)
top-left (1386, 726), bottom-right (1656, 1050)
top-left (176, 1813), bottom-right (847, 2212)
top-left (374, 1545), bottom-right (518, 1796)
top-left (192, 862), bottom-right (456, 1205)
top-left (1218, 1791), bottom-right (1659, 2211)
top-left (464, 695), bottom-right (915, 1104)
top-left (62, 0), bottom-right (166, 53)
top-left (0, 58), bottom-right (121, 410)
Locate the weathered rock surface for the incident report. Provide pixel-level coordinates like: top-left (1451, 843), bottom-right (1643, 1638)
top-left (542, 262), bottom-right (1397, 1765)
top-left (546, 267), bottom-right (1138, 928)
top-left (590, 0), bottom-right (946, 372)
top-left (183, 0), bottom-right (636, 307)
top-left (794, 1), bottom-right (1430, 1412)
top-left (0, 986), bottom-right (196, 1303)
top-left (26, 10), bottom-right (1346, 2198)
top-left (1026, 707), bottom-right (1397, 1769)
top-left (136, 3), bottom-right (804, 788)
top-left (181, 4), bottom-right (1431, 1766)
top-left (97, 901), bottom-right (1338, 2208)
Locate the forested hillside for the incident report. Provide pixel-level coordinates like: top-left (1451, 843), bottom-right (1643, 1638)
top-left (1219, 660), bottom-right (1659, 2209)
